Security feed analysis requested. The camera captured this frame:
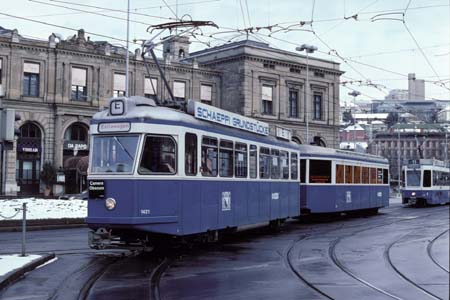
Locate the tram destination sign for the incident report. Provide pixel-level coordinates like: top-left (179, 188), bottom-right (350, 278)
top-left (188, 100), bottom-right (270, 136)
top-left (98, 122), bottom-right (131, 133)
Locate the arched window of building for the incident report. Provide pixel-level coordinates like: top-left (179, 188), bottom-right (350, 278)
top-left (17, 122), bottom-right (42, 195)
top-left (63, 122), bottom-right (89, 194)
top-left (292, 137), bottom-right (302, 144)
top-left (64, 123), bottom-right (88, 142)
top-left (313, 136), bottom-right (327, 147)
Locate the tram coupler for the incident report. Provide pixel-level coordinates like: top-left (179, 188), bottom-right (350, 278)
top-left (89, 228), bottom-right (113, 249)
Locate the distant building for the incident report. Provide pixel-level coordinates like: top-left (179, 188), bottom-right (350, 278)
top-left (437, 105), bottom-right (450, 122)
top-left (385, 89), bottom-right (409, 101)
top-left (368, 123), bottom-right (449, 181)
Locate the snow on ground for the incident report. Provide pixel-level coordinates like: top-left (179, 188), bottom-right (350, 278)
top-left (0, 254), bottom-right (41, 276)
top-left (0, 198), bottom-right (86, 220)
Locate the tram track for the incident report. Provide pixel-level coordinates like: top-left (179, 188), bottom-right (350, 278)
top-left (77, 257), bottom-right (121, 300)
top-left (384, 232), bottom-right (444, 300)
top-left (149, 257), bottom-right (174, 300)
top-left (426, 228), bottom-right (450, 273)
top-left (284, 236), bottom-right (335, 300)
top-left (289, 207), bottom-right (448, 300)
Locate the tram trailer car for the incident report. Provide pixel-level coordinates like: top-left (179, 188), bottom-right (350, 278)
top-left (87, 96), bottom-right (301, 248)
top-left (402, 159), bottom-right (450, 207)
top-left (298, 145), bottom-right (390, 215)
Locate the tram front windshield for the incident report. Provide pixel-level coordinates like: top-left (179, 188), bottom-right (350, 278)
top-left (406, 170), bottom-right (421, 187)
top-left (91, 135), bottom-right (139, 173)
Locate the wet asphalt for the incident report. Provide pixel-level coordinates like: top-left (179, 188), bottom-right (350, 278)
top-left (0, 203), bottom-right (448, 300)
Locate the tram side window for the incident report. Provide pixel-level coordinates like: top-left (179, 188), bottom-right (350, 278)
top-left (433, 171), bottom-right (449, 186)
top-left (345, 165), bottom-right (353, 184)
top-left (139, 135), bottom-right (177, 174)
top-left (280, 151), bottom-right (289, 179)
top-left (291, 153), bottom-right (299, 180)
top-left (336, 164), bottom-right (345, 184)
top-left (423, 170), bottom-right (431, 187)
top-left (219, 140), bottom-right (234, 177)
top-left (235, 142), bottom-right (248, 178)
top-left (201, 136), bottom-right (218, 177)
top-left (383, 169), bottom-right (389, 184)
top-left (377, 168), bottom-right (383, 184)
top-left (185, 133), bottom-right (197, 176)
top-left (362, 167), bottom-right (370, 184)
top-left (354, 166), bottom-right (361, 184)
top-left (370, 168), bottom-right (377, 184)
top-left (299, 159), bottom-right (306, 183)
top-left (249, 145), bottom-right (257, 178)
top-left (309, 160), bottom-right (331, 183)
top-left (271, 149), bottom-right (281, 179)
top-left (259, 147), bottom-right (271, 179)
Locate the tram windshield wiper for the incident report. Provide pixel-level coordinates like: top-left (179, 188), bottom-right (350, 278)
top-left (113, 136), bottom-right (134, 162)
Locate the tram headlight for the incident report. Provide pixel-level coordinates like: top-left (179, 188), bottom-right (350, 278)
top-left (411, 192), bottom-right (416, 196)
top-left (105, 198), bottom-right (116, 210)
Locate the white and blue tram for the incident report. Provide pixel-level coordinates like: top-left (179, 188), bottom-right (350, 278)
top-left (298, 145), bottom-right (390, 215)
top-left (87, 97), bottom-right (301, 247)
top-left (402, 159), bottom-right (450, 207)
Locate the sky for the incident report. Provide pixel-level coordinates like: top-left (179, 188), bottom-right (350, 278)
top-left (1, 0), bottom-right (449, 103)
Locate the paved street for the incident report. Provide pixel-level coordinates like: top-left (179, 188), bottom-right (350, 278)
top-left (0, 203), bottom-right (448, 300)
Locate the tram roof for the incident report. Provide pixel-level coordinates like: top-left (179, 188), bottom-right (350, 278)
top-left (298, 144), bottom-right (389, 164)
top-left (92, 96), bottom-right (298, 150)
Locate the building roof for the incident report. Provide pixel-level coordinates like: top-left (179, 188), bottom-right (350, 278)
top-left (354, 113), bottom-right (388, 120)
top-left (188, 39), bottom-right (342, 74)
top-left (391, 123), bottom-right (444, 131)
top-left (344, 124), bottom-right (365, 131)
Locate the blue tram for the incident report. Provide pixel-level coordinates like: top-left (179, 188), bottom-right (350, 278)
top-left (402, 159), bottom-right (450, 207)
top-left (87, 97), bottom-right (301, 248)
top-left (298, 145), bottom-right (390, 215)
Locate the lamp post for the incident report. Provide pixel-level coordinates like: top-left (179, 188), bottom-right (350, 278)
top-left (348, 90), bottom-right (360, 151)
top-left (397, 123), bottom-right (401, 196)
top-left (125, 0), bottom-right (130, 97)
top-left (295, 44), bottom-right (317, 144)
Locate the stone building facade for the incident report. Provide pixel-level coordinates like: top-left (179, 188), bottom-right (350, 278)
top-left (186, 40), bottom-right (343, 147)
top-left (0, 28), bottom-right (221, 195)
top-left (0, 27), bottom-right (342, 195)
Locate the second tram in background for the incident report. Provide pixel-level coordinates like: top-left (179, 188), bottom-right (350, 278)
top-left (299, 145), bottom-right (390, 215)
top-left (402, 159), bottom-right (450, 207)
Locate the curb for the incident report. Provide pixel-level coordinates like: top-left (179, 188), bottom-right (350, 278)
top-left (0, 223), bottom-right (87, 233)
top-left (0, 253), bottom-right (56, 291)
top-left (0, 218), bottom-right (86, 232)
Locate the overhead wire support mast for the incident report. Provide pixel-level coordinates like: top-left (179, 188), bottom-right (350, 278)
top-left (141, 19), bottom-right (218, 108)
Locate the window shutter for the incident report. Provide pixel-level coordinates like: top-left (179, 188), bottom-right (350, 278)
top-left (262, 85), bottom-right (273, 101)
top-left (201, 84), bottom-right (212, 101)
top-left (173, 81), bottom-right (186, 98)
top-left (0, 59), bottom-right (2, 70)
top-left (24, 62), bottom-right (40, 74)
top-left (144, 77), bottom-right (157, 95)
top-left (72, 67), bottom-right (87, 86)
top-left (113, 73), bottom-right (126, 91)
